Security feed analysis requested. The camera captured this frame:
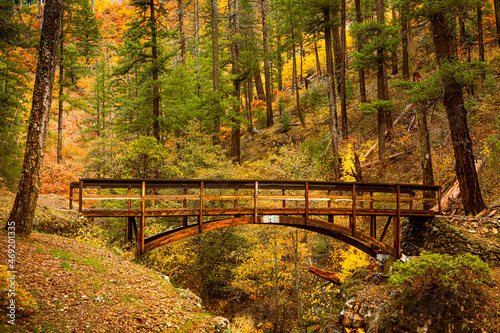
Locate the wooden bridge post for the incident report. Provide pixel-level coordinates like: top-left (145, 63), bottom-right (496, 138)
top-left (282, 188), bottom-right (286, 208)
top-left (128, 187), bottom-right (132, 210)
top-left (438, 187), bottom-right (442, 214)
top-left (199, 181), bottom-right (204, 233)
top-left (351, 184), bottom-right (357, 236)
top-left (327, 189), bottom-right (333, 223)
top-left (183, 188), bottom-right (188, 227)
top-left (140, 181), bottom-right (145, 254)
top-left (395, 185), bottom-right (401, 258)
top-left (78, 180), bottom-right (83, 213)
top-left (370, 191), bottom-right (376, 238)
top-left (254, 181), bottom-right (258, 222)
top-left (69, 186), bottom-right (73, 210)
top-left (305, 182), bottom-right (309, 226)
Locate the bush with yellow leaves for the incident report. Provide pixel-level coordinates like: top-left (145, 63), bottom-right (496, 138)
top-left (0, 265), bottom-right (37, 311)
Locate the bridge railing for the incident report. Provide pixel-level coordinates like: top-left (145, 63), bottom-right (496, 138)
top-left (69, 178), bottom-right (441, 217)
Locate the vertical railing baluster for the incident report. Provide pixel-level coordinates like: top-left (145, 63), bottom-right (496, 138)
top-left (199, 182), bottom-right (204, 233)
top-left (351, 184), bottom-right (356, 236)
top-left (140, 181), bottom-right (145, 254)
top-left (79, 180), bottom-right (83, 213)
top-left (395, 185), bottom-right (401, 258)
top-left (183, 188), bottom-right (188, 227)
top-left (254, 181), bottom-right (258, 222)
top-left (305, 182), bottom-right (309, 226)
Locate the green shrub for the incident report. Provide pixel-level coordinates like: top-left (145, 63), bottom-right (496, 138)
top-left (279, 110), bottom-right (291, 132)
top-left (381, 252), bottom-right (491, 332)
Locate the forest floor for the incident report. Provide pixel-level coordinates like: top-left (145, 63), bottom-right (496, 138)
top-left (0, 190), bottom-right (228, 332)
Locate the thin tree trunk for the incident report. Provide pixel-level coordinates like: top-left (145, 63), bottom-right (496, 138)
top-left (261, 0), bottom-right (273, 127)
top-left (178, 0), bottom-right (186, 64)
top-left (291, 26), bottom-right (304, 126)
top-left (340, 0), bottom-right (347, 139)
top-left (8, 0), bottom-right (63, 235)
top-left (276, 11), bottom-right (283, 92)
top-left (495, 0), bottom-right (500, 46)
top-left (332, 12), bottom-right (342, 96)
top-left (430, 13), bottom-right (486, 215)
top-left (391, 6), bottom-right (398, 75)
top-left (150, 0), bottom-right (160, 140)
top-left (354, 0), bottom-right (367, 102)
top-left (416, 106), bottom-right (434, 209)
top-left (314, 36), bottom-right (322, 78)
top-left (401, 4), bottom-right (410, 80)
top-left (230, 0), bottom-right (241, 162)
top-left (211, 0), bottom-right (221, 142)
top-left (478, 5), bottom-right (485, 62)
top-left (376, 0), bottom-right (388, 161)
top-left (57, 14), bottom-right (64, 164)
top-left (37, 0), bottom-right (43, 28)
top-left (245, 80), bottom-right (254, 133)
top-left (325, 8), bottom-right (341, 180)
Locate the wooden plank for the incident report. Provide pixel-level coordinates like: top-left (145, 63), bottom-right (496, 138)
top-left (82, 195), bottom-right (142, 200)
top-left (145, 194), bottom-right (200, 200)
top-left (183, 189), bottom-right (188, 227)
top-left (380, 216), bottom-right (392, 242)
top-left (128, 188), bottom-right (132, 210)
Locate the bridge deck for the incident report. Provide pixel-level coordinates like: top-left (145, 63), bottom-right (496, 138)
top-left (70, 179), bottom-right (441, 258)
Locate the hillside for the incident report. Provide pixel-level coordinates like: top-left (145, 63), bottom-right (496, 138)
top-left (0, 191), bottom-right (229, 332)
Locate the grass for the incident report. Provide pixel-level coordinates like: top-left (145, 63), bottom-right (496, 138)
top-left (61, 262), bottom-right (73, 270)
top-left (50, 249), bottom-right (74, 261)
top-left (79, 257), bottom-right (105, 272)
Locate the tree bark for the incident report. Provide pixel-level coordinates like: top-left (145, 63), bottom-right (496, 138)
top-left (211, 0), bottom-right (221, 142)
top-left (230, 0), bottom-right (241, 162)
top-left (150, 0), bottom-right (160, 140)
top-left (391, 6), bottom-right (398, 75)
top-left (478, 5), bottom-right (485, 62)
top-left (261, 0), bottom-right (273, 127)
top-left (495, 0), bottom-right (500, 46)
top-left (324, 8), bottom-right (341, 180)
top-left (57, 14), bottom-right (64, 164)
top-left (401, 4), bottom-right (410, 80)
top-left (429, 13), bottom-right (486, 215)
top-left (416, 106), bottom-right (434, 209)
top-left (254, 69), bottom-right (265, 100)
top-left (8, 0), bottom-right (63, 235)
top-left (376, 0), bottom-right (390, 161)
top-left (340, 0), bottom-right (347, 139)
top-left (276, 11), bottom-right (283, 92)
top-left (178, 0), bottom-right (186, 64)
top-left (332, 11), bottom-right (342, 96)
top-left (354, 0), bottom-right (367, 102)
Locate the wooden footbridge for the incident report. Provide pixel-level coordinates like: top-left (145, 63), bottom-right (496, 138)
top-left (69, 179), bottom-right (441, 258)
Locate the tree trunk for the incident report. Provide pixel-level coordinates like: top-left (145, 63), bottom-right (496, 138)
top-left (37, 0), bottom-right (43, 28)
top-left (340, 0), bottom-right (347, 139)
top-left (391, 6), bottom-right (398, 75)
top-left (354, 0), bottom-right (367, 102)
top-left (178, 0), bottom-right (186, 64)
top-left (8, 0), bottom-right (63, 236)
top-left (376, 0), bottom-right (390, 161)
top-left (495, 0), bottom-right (500, 46)
top-left (332, 12), bottom-right (342, 96)
top-left (314, 36), bottom-right (322, 78)
top-left (324, 8), bottom-right (341, 180)
top-left (430, 13), bottom-right (486, 215)
top-left (254, 69), bottom-right (265, 100)
top-left (416, 106), bottom-right (435, 209)
top-left (57, 15), bottom-right (64, 164)
top-left (150, 0), bottom-right (160, 140)
top-left (478, 5), bottom-right (485, 62)
top-left (261, 0), bottom-right (273, 127)
top-left (230, 0), bottom-right (241, 162)
top-left (401, 4), bottom-right (410, 80)
top-left (276, 12), bottom-right (283, 92)
top-left (211, 0), bottom-right (221, 142)
top-left (291, 22), bottom-right (304, 126)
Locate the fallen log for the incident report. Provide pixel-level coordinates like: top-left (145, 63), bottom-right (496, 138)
top-left (300, 266), bottom-right (345, 285)
top-left (360, 152), bottom-right (405, 169)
